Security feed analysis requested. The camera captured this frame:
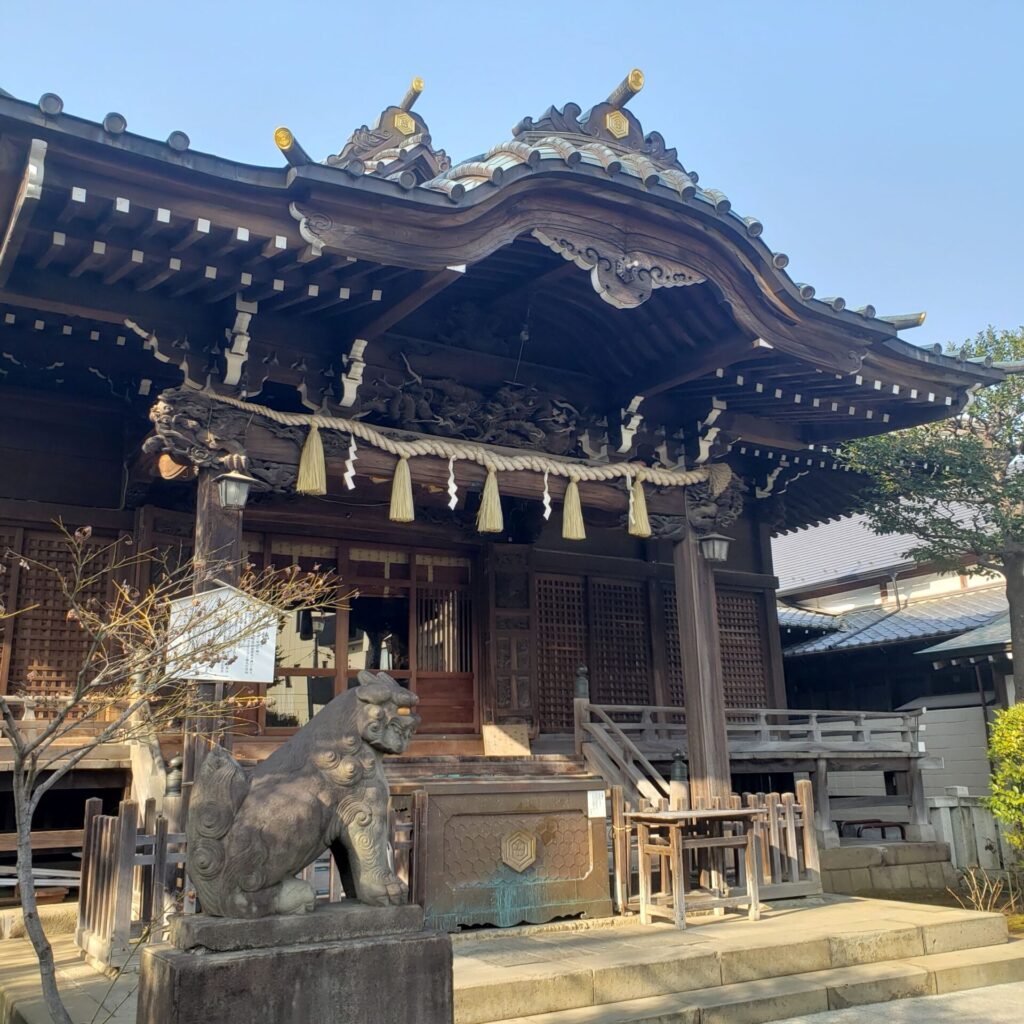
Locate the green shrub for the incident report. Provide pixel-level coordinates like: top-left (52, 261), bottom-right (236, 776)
top-left (988, 703), bottom-right (1024, 851)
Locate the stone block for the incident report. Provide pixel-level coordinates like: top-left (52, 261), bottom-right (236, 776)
top-left (456, 967), bottom-right (594, 1024)
top-left (904, 863), bottom-right (930, 889)
top-left (920, 912), bottom-right (1008, 954)
top-left (868, 867), bottom-right (894, 891)
top-left (903, 824), bottom-right (937, 842)
top-left (0, 902), bottom-right (78, 941)
top-left (820, 846), bottom-right (882, 870)
top-left (848, 868), bottom-right (873, 892)
top-left (887, 865), bottom-right (911, 891)
top-left (590, 947), bottom-right (720, 1003)
top-left (824, 869), bottom-right (853, 893)
top-left (719, 937), bottom-right (830, 985)
top-left (169, 901), bottom-right (424, 952)
top-left (879, 842), bottom-right (950, 866)
top-left (688, 974), bottom-right (829, 1024)
top-left (828, 925), bottom-right (925, 968)
top-left (823, 962), bottom-right (933, 1009)
top-left (138, 926), bottom-right (453, 1024)
top-left (911, 938), bottom-right (1024, 993)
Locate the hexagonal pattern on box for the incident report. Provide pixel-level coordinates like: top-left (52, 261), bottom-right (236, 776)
top-left (501, 828), bottom-right (538, 873)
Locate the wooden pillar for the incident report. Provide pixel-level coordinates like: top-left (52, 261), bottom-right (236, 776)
top-left (184, 467), bottom-right (245, 780)
top-left (671, 525), bottom-right (731, 807)
top-left (193, 467), bottom-right (243, 591)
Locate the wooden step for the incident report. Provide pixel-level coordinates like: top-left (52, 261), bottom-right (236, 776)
top-left (385, 754), bottom-right (590, 783)
top-left (469, 940), bottom-right (1024, 1024)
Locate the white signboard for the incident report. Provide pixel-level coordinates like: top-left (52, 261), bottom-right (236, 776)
top-left (167, 585), bottom-right (278, 684)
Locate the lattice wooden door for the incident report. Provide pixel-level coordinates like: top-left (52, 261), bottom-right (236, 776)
top-left (8, 530), bottom-right (109, 706)
top-left (659, 581), bottom-right (685, 707)
top-left (534, 574), bottom-right (586, 732)
top-left (716, 587), bottom-right (771, 708)
top-left (588, 578), bottom-right (653, 706)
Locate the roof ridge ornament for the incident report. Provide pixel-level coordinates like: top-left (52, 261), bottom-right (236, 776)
top-left (512, 68), bottom-right (688, 173)
top-left (328, 76), bottom-right (450, 184)
top-left (274, 77), bottom-right (450, 185)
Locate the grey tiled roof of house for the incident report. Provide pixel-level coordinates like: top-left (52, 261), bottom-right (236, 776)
top-left (772, 513), bottom-right (919, 593)
top-left (917, 610), bottom-right (1011, 657)
top-left (776, 606), bottom-right (842, 631)
top-left (772, 507), bottom-right (980, 595)
top-left (782, 586), bottom-right (1007, 657)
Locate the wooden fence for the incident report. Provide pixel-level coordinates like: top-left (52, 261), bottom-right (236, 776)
top-left (610, 778), bottom-right (822, 912)
top-left (75, 790), bottom-right (418, 967)
top-left (76, 795), bottom-right (187, 970)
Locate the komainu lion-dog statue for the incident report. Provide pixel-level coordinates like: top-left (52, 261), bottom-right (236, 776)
top-left (186, 671), bottom-right (419, 918)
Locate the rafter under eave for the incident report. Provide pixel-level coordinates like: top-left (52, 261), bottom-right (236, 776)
top-left (0, 139), bottom-right (46, 288)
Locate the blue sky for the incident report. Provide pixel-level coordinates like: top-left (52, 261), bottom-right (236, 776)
top-left (2, 0), bottom-right (1020, 348)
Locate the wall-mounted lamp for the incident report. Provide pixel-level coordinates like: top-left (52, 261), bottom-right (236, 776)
top-left (698, 532), bottom-right (732, 563)
top-left (215, 469), bottom-right (260, 511)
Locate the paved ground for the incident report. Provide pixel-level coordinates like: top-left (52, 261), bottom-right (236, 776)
top-left (0, 898), bottom-right (1018, 1023)
top-left (775, 980), bottom-right (1024, 1023)
top-left (0, 936), bottom-right (136, 1024)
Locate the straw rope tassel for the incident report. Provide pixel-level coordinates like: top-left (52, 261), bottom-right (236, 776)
top-left (389, 456), bottom-right (415, 523)
top-left (295, 421), bottom-right (327, 495)
top-left (562, 478), bottom-right (586, 540)
top-left (477, 467), bottom-right (504, 533)
top-left (628, 475), bottom-right (651, 538)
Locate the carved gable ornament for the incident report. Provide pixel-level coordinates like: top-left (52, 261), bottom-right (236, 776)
top-left (532, 229), bottom-right (705, 309)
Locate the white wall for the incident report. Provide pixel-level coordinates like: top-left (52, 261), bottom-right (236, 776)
top-left (919, 706), bottom-right (991, 797)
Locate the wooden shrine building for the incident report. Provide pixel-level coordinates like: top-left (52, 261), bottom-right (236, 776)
top-left (0, 73), bottom-right (1006, 832)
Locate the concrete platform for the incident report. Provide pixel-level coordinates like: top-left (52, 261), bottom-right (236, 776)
top-left (450, 895), bottom-right (1023, 1024)
top-left (1, 896), bottom-right (1021, 1024)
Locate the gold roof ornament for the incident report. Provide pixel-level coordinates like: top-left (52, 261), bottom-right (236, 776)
top-left (400, 76), bottom-right (425, 111)
top-left (607, 68), bottom-right (645, 108)
top-left (605, 110), bottom-right (630, 139)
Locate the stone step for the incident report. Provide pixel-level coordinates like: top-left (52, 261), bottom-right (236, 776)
top-left (484, 939), bottom-right (1024, 1024)
top-left (453, 904), bottom-right (1010, 1023)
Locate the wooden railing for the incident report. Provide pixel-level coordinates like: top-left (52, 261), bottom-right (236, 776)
top-left (578, 701), bottom-right (922, 762)
top-left (76, 795), bottom-right (188, 970)
top-left (76, 791), bottom-right (420, 968)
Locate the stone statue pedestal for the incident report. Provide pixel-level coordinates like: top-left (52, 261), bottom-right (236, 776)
top-left (137, 902), bottom-right (453, 1024)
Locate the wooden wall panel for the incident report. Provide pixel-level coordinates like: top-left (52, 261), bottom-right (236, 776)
top-left (715, 586), bottom-right (772, 708)
top-left (534, 573), bottom-right (586, 732)
top-left (659, 581), bottom-right (686, 707)
top-left (489, 545), bottom-right (536, 730)
top-left (7, 529), bottom-right (108, 702)
top-left (0, 388), bottom-right (126, 508)
top-left (588, 578), bottom-right (653, 706)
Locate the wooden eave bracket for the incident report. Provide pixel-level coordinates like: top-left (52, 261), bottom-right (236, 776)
top-left (0, 138), bottom-right (45, 288)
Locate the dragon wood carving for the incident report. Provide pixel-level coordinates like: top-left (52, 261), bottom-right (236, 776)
top-left (359, 359), bottom-right (585, 456)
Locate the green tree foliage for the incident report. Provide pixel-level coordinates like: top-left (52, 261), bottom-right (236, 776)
top-left (988, 703), bottom-right (1024, 851)
top-left (842, 326), bottom-right (1024, 690)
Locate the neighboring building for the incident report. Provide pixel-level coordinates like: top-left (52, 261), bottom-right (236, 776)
top-left (774, 512), bottom-right (1012, 801)
top-left (0, 73), bottom-right (1006, 862)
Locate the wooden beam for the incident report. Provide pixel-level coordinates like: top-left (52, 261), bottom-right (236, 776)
top-left (716, 411), bottom-right (808, 450)
top-left (0, 139), bottom-right (46, 288)
top-left (614, 332), bottom-right (765, 403)
top-left (354, 266), bottom-right (465, 340)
